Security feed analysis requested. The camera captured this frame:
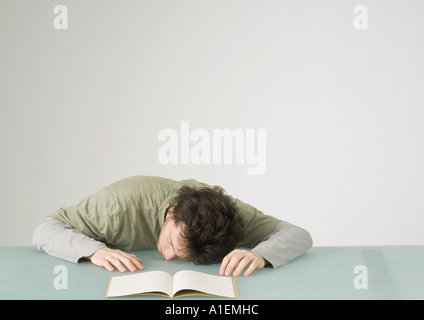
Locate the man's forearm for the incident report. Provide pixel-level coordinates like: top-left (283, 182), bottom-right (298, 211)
top-left (251, 221), bottom-right (313, 268)
top-left (32, 217), bottom-right (106, 263)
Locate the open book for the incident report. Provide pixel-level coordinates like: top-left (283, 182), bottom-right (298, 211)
top-left (105, 270), bottom-right (238, 298)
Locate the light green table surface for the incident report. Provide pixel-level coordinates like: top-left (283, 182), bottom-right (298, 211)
top-left (0, 246), bottom-right (423, 300)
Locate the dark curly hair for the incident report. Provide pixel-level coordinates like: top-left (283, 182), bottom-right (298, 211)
top-left (170, 186), bottom-right (244, 265)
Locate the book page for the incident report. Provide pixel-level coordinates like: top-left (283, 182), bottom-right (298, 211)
top-left (172, 270), bottom-right (237, 298)
top-left (106, 271), bottom-right (173, 298)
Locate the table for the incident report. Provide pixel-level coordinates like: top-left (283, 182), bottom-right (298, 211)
top-left (1, 246), bottom-right (423, 300)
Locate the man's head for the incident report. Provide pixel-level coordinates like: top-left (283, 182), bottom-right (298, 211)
top-left (157, 186), bottom-right (244, 265)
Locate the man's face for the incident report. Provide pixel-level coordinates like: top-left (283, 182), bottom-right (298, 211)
top-left (157, 215), bottom-right (185, 261)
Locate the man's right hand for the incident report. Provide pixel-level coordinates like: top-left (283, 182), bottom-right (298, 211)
top-left (87, 247), bottom-right (144, 272)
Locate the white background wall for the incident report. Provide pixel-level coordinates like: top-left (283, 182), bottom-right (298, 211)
top-left (1, 0), bottom-right (423, 247)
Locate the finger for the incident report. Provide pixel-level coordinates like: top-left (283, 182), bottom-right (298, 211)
top-left (121, 251), bottom-right (141, 263)
top-left (224, 253), bottom-right (244, 276)
top-left (220, 252), bottom-right (235, 275)
top-left (103, 260), bottom-right (115, 272)
top-left (243, 258), bottom-right (259, 277)
top-left (232, 255), bottom-right (253, 277)
top-left (220, 250), bottom-right (239, 275)
top-left (115, 255), bottom-right (138, 272)
top-left (124, 253), bottom-right (144, 271)
top-left (131, 258), bottom-right (144, 270)
top-left (108, 256), bottom-right (127, 272)
top-left (111, 253), bottom-right (137, 272)
top-left (110, 250), bottom-right (143, 268)
top-left (119, 254), bottom-right (144, 272)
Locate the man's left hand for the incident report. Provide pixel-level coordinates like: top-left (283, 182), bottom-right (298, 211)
top-left (219, 249), bottom-right (266, 277)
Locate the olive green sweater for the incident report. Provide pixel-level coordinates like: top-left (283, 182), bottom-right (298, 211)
top-left (50, 176), bottom-right (280, 251)
top-left (34, 176), bottom-right (313, 267)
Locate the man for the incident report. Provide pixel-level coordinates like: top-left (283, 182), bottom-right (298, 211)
top-left (33, 176), bottom-right (312, 277)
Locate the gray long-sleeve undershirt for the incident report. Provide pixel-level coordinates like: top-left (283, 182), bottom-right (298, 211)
top-left (32, 216), bottom-right (312, 268)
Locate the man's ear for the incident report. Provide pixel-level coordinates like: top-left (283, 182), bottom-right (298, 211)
top-left (165, 203), bottom-right (176, 220)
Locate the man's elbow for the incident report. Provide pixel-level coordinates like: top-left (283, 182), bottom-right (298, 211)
top-left (301, 228), bottom-right (313, 251)
top-left (32, 217), bottom-right (57, 250)
top-left (288, 224), bottom-right (313, 255)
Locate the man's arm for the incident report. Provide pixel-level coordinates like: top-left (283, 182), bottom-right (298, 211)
top-left (220, 221), bottom-right (313, 277)
top-left (252, 220), bottom-right (313, 268)
top-left (32, 217), bottom-right (107, 263)
top-left (32, 217), bottom-right (143, 272)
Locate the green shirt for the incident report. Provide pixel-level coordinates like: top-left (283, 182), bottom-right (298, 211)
top-left (50, 176), bottom-right (280, 251)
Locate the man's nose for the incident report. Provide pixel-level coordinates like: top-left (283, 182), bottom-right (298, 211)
top-left (164, 249), bottom-right (175, 261)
